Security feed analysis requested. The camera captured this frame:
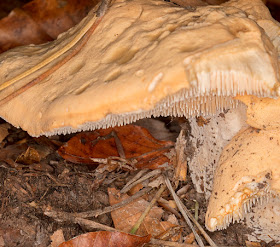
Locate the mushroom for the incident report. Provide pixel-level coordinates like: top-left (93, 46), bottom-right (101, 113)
top-left (0, 0), bottom-right (278, 137)
top-left (205, 96), bottom-right (280, 241)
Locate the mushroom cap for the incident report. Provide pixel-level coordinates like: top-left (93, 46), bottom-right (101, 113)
top-left (0, 0), bottom-right (279, 136)
top-left (236, 95), bottom-right (280, 130)
top-left (205, 126), bottom-right (280, 231)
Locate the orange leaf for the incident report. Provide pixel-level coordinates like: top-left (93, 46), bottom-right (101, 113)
top-left (58, 231), bottom-right (150, 247)
top-left (108, 188), bottom-right (179, 238)
top-left (58, 125), bottom-right (174, 169)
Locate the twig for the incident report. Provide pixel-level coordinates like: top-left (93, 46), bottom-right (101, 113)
top-left (164, 176), bottom-right (205, 247)
top-left (179, 201), bottom-right (217, 247)
top-left (194, 200), bottom-right (199, 221)
top-left (45, 210), bottom-right (116, 232)
top-left (120, 169), bottom-right (149, 193)
top-left (23, 172), bottom-right (70, 187)
top-left (121, 169), bottom-right (162, 194)
top-left (157, 197), bottom-right (181, 218)
top-left (150, 238), bottom-right (195, 247)
top-left (174, 127), bottom-right (188, 183)
top-left (164, 176), bottom-right (218, 247)
top-left (130, 183), bottom-right (166, 234)
top-left (72, 187), bottom-right (152, 218)
top-left (111, 131), bottom-right (126, 159)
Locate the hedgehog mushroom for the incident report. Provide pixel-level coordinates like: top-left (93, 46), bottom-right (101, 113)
top-left (0, 0), bottom-right (278, 138)
top-left (205, 96), bottom-right (280, 242)
top-left (0, 0), bottom-right (279, 241)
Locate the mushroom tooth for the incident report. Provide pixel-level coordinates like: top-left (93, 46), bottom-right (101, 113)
top-left (205, 127), bottom-right (280, 232)
top-left (207, 189), bottom-right (278, 231)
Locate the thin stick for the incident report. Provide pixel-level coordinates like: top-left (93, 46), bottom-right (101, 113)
top-left (45, 210), bottom-right (116, 232)
top-left (111, 131), bottom-right (126, 159)
top-left (130, 184), bottom-right (166, 234)
top-left (150, 238), bottom-right (196, 247)
top-left (73, 187), bottom-right (152, 218)
top-left (164, 176), bottom-right (205, 247)
top-left (120, 169), bottom-right (149, 193)
top-left (179, 201), bottom-right (217, 247)
top-left (121, 169), bottom-right (162, 194)
top-left (164, 176), bottom-right (218, 247)
top-left (194, 200), bottom-right (199, 221)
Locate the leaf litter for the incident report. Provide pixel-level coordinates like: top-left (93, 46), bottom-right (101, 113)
top-left (0, 118), bottom-right (265, 247)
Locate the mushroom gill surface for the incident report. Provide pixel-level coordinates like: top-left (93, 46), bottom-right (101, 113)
top-left (0, 0), bottom-right (278, 136)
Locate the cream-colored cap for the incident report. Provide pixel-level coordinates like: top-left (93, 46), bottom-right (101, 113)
top-left (206, 126), bottom-right (280, 231)
top-left (0, 0), bottom-right (278, 136)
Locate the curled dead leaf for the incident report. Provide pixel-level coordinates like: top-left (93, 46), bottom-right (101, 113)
top-left (58, 125), bottom-right (174, 169)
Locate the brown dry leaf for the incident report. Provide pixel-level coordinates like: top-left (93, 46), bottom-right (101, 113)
top-left (108, 187), bottom-right (180, 238)
top-left (184, 232), bottom-right (195, 244)
top-left (0, 140), bottom-right (53, 168)
top-left (58, 231), bottom-right (150, 247)
top-left (50, 229), bottom-right (65, 247)
top-left (245, 241), bottom-right (262, 247)
top-left (0, 0), bottom-right (99, 53)
top-left (16, 146), bottom-right (41, 165)
top-left (58, 125), bottom-right (174, 169)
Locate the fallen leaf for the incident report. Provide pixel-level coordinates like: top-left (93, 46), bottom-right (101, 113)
top-left (58, 231), bottom-right (150, 247)
top-left (58, 125), bottom-right (174, 169)
top-left (245, 241), bottom-right (262, 247)
top-left (184, 232), bottom-right (195, 244)
top-left (108, 187), bottom-right (180, 238)
top-left (0, 0), bottom-right (99, 53)
top-left (16, 146), bottom-right (41, 165)
top-left (50, 229), bottom-right (65, 247)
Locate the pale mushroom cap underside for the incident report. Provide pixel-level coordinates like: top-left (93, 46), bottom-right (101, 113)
top-left (205, 127), bottom-right (280, 231)
top-left (0, 0), bottom-right (279, 136)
